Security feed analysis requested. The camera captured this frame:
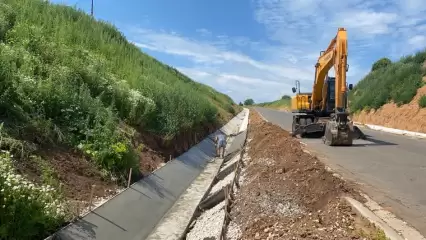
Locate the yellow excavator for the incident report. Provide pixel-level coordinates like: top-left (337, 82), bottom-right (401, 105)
top-left (290, 27), bottom-right (366, 146)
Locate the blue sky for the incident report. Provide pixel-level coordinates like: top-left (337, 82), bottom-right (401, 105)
top-left (50, 0), bottom-right (426, 103)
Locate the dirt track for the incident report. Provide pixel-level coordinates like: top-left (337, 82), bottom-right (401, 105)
top-left (226, 110), bottom-right (386, 240)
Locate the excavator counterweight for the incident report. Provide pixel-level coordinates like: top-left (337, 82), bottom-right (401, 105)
top-left (290, 28), bottom-right (366, 146)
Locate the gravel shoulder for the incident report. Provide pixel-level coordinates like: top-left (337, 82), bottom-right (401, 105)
top-left (225, 110), bottom-right (389, 240)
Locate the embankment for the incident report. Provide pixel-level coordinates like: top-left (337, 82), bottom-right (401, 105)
top-left (0, 1), bottom-right (239, 239)
top-left (47, 109), bottom-right (249, 240)
top-left (349, 52), bottom-right (426, 134)
top-left (352, 85), bottom-right (426, 133)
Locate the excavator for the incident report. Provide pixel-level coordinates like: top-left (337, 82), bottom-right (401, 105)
top-left (290, 27), bottom-right (366, 146)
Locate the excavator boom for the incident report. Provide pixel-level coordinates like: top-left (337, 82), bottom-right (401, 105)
top-left (312, 28), bottom-right (347, 113)
top-left (290, 27), bottom-right (366, 146)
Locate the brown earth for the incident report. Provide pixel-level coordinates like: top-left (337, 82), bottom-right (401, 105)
top-left (227, 110), bottom-right (386, 240)
top-left (353, 84), bottom-right (426, 133)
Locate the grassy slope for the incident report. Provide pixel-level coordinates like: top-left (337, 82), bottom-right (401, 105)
top-left (349, 51), bottom-right (426, 113)
top-left (0, 0), bottom-right (240, 238)
top-left (256, 97), bottom-right (291, 110)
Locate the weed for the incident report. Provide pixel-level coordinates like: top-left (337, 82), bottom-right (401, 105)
top-left (0, 152), bottom-right (67, 239)
top-left (418, 95), bottom-right (426, 108)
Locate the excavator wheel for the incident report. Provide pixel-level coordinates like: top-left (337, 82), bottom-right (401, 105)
top-left (323, 120), bottom-right (353, 146)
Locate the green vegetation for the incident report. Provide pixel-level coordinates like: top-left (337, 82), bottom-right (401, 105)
top-left (0, 151), bottom-right (66, 239)
top-left (0, 0), bottom-right (238, 175)
top-left (419, 95), bottom-right (426, 108)
top-left (349, 50), bottom-right (426, 112)
top-left (371, 57), bottom-right (392, 71)
top-left (356, 227), bottom-right (389, 240)
top-left (0, 1), bottom-right (239, 238)
top-left (257, 95), bottom-right (291, 109)
top-left (243, 98), bottom-right (255, 105)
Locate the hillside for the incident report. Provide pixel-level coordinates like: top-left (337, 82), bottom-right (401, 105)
top-left (349, 51), bottom-right (426, 133)
top-left (0, 0), bottom-right (240, 239)
top-left (256, 95), bottom-right (291, 110)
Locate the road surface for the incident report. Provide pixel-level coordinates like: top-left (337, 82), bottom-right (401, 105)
top-left (255, 107), bottom-right (426, 236)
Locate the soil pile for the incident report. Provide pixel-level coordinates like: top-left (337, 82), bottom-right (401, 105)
top-left (226, 110), bottom-right (384, 240)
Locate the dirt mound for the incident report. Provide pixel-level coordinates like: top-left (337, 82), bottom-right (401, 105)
top-left (227, 111), bottom-right (382, 239)
top-left (353, 85), bottom-right (426, 133)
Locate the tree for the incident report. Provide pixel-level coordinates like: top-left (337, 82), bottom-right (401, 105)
top-left (243, 98), bottom-right (254, 105)
top-left (281, 95), bottom-right (291, 100)
top-left (371, 57), bottom-right (391, 71)
top-left (238, 102), bottom-right (243, 106)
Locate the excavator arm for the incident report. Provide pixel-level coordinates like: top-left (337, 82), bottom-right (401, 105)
top-left (311, 27), bottom-right (348, 113)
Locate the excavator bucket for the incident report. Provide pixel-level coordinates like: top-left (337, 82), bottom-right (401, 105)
top-left (323, 120), bottom-right (353, 146)
top-left (322, 112), bottom-right (365, 146)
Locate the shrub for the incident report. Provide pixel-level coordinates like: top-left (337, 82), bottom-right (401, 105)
top-left (418, 95), bottom-right (426, 108)
top-left (349, 53), bottom-right (424, 112)
top-left (371, 57), bottom-right (391, 71)
top-left (244, 99), bottom-right (255, 105)
top-left (0, 151), bottom-right (67, 239)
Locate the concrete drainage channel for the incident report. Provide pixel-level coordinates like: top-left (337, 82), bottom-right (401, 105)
top-left (47, 109), bottom-right (249, 240)
top-left (146, 109), bottom-right (249, 240)
top-left (178, 123), bottom-right (250, 240)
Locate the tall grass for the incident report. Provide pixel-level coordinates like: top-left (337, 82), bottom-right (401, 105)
top-left (257, 96), bottom-right (291, 109)
top-left (349, 50), bottom-right (426, 112)
top-left (0, 0), bottom-right (237, 176)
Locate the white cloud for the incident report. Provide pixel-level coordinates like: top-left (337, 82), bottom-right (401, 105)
top-left (127, 27), bottom-right (320, 103)
top-left (253, 0), bottom-right (426, 55)
top-left (338, 11), bottom-right (398, 35)
top-left (196, 28), bottom-right (212, 37)
top-left (123, 0), bottom-right (426, 103)
top-left (407, 35), bottom-right (426, 52)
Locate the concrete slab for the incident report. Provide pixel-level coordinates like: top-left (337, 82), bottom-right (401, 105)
top-left (145, 155), bottom-right (224, 240)
top-left (208, 172), bottom-right (235, 198)
top-left (146, 110), bottom-right (249, 240)
top-left (48, 109), bottom-right (249, 240)
top-left (345, 197), bottom-right (404, 240)
top-left (199, 187), bottom-right (226, 210)
top-left (215, 154), bottom-right (240, 182)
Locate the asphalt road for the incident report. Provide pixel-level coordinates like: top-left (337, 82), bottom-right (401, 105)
top-left (255, 107), bottom-right (426, 236)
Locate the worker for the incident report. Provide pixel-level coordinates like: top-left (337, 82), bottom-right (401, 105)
top-left (214, 133), bottom-right (227, 158)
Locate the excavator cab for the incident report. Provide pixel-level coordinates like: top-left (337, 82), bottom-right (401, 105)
top-left (321, 76), bottom-right (353, 114)
top-left (324, 76), bottom-right (336, 114)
